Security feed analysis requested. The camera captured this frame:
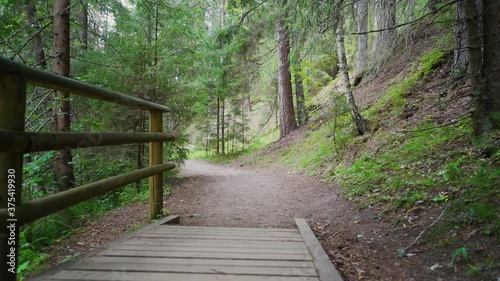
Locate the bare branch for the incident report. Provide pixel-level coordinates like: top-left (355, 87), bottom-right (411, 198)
top-left (351, 1), bottom-right (458, 35)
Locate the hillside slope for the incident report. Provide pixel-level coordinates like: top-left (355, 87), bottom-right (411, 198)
top-left (236, 27), bottom-right (500, 280)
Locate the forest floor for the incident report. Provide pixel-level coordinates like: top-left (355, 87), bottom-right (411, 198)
top-left (43, 159), bottom-right (477, 281)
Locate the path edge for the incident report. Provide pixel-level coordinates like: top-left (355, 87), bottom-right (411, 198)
top-left (295, 218), bottom-right (344, 281)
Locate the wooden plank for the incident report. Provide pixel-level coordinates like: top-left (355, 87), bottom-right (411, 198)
top-left (164, 214), bottom-right (180, 224)
top-left (295, 219), bottom-right (343, 281)
top-left (112, 245), bottom-right (309, 254)
top-left (47, 270), bottom-right (320, 281)
top-left (148, 228), bottom-right (301, 238)
top-left (136, 233), bottom-right (304, 242)
top-left (123, 238), bottom-right (308, 249)
top-left (158, 225), bottom-right (296, 232)
top-left (100, 249), bottom-right (312, 261)
top-left (76, 256), bottom-right (315, 268)
top-left (0, 131), bottom-right (177, 153)
top-left (0, 58), bottom-right (171, 112)
top-left (71, 263), bottom-right (318, 276)
top-left (158, 225), bottom-right (297, 231)
top-left (26, 215), bottom-right (182, 281)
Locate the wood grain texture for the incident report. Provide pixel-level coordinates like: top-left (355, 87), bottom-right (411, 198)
top-left (76, 256), bottom-right (315, 267)
top-left (47, 271), bottom-right (320, 281)
top-left (295, 218), bottom-right (344, 281)
top-left (29, 222), bottom-right (343, 281)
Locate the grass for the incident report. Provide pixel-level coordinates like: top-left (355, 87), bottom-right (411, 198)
top-left (334, 120), bottom-right (472, 206)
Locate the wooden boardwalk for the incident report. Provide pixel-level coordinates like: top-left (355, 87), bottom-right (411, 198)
top-left (29, 217), bottom-right (343, 281)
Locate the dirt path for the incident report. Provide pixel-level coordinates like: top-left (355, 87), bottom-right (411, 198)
top-left (41, 160), bottom-right (470, 280)
top-left (165, 160), bottom-right (355, 228)
top-left (165, 160), bottom-right (468, 281)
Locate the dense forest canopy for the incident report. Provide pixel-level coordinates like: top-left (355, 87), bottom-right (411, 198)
top-left (1, 0), bottom-right (499, 279)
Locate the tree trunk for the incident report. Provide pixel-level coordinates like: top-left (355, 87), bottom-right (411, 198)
top-left (52, 0), bottom-right (75, 191)
top-left (482, 0), bottom-right (500, 129)
top-left (372, 0), bottom-right (397, 60)
top-left (276, 17), bottom-right (297, 139)
top-left (241, 103), bottom-right (246, 150)
top-left (354, 0), bottom-right (368, 83)
top-left (294, 72), bottom-right (307, 126)
top-left (336, 23), bottom-right (367, 135)
top-left (464, 0), bottom-right (491, 136)
top-left (80, 2), bottom-right (88, 50)
top-left (453, 0), bottom-right (469, 76)
top-left (136, 110), bottom-right (145, 194)
top-left (221, 98), bottom-right (225, 155)
top-left (216, 94), bottom-right (220, 154)
top-left (406, 0), bottom-right (417, 21)
top-left (26, 1), bottom-right (46, 68)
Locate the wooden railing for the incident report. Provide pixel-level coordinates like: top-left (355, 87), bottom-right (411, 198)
top-left (0, 58), bottom-right (176, 280)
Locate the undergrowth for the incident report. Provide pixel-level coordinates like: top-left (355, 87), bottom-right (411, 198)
top-left (262, 47), bottom-right (499, 278)
top-left (190, 129), bottom-right (279, 163)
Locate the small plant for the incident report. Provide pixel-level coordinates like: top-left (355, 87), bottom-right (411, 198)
top-left (432, 193), bottom-right (448, 203)
top-left (452, 245), bottom-right (469, 263)
top-left (438, 158), bottom-right (463, 182)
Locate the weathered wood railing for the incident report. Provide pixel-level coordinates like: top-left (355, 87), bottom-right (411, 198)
top-left (0, 57), bottom-right (176, 280)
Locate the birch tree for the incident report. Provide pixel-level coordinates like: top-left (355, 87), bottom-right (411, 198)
top-left (336, 20), bottom-right (367, 135)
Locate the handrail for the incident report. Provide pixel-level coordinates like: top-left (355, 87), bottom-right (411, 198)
top-left (0, 58), bottom-right (170, 112)
top-left (0, 58), bottom-right (176, 281)
top-left (0, 130), bottom-right (176, 153)
top-left (0, 163), bottom-right (176, 226)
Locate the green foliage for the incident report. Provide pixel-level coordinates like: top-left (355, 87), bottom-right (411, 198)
top-left (452, 245), bottom-right (469, 263)
top-left (23, 152), bottom-right (56, 200)
top-left (334, 120), bottom-right (471, 207)
top-left (417, 49), bottom-right (450, 77)
top-left (17, 228), bottom-right (49, 279)
top-left (367, 49), bottom-right (451, 116)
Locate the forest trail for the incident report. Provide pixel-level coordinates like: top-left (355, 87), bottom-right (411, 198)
top-left (42, 160), bottom-right (467, 281)
top-left (166, 160), bottom-right (352, 228)
top-left (166, 160), bottom-right (462, 281)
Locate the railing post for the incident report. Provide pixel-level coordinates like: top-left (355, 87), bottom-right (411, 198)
top-left (149, 110), bottom-right (163, 219)
top-left (0, 72), bottom-right (26, 281)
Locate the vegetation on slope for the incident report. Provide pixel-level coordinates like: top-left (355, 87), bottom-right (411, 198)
top-left (234, 41), bottom-right (499, 279)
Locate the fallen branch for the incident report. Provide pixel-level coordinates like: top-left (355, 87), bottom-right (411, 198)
top-left (398, 114), bottom-right (469, 133)
top-left (401, 204), bottom-right (449, 255)
top-left (351, 0), bottom-right (458, 36)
